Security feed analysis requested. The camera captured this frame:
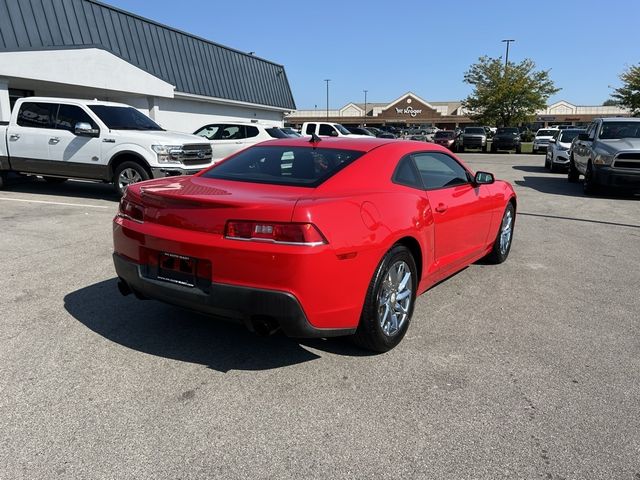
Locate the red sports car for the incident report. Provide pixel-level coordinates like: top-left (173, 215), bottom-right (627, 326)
top-left (113, 137), bottom-right (516, 352)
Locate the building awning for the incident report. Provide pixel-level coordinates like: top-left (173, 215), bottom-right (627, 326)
top-left (0, 47), bottom-right (175, 98)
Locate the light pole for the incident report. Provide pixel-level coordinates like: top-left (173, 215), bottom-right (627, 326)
top-left (501, 39), bottom-right (515, 70)
top-left (363, 89), bottom-right (368, 125)
top-left (324, 79), bottom-right (331, 121)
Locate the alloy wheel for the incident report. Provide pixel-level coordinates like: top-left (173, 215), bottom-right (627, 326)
top-left (118, 168), bottom-right (143, 190)
top-left (377, 260), bottom-right (413, 337)
top-left (499, 209), bottom-right (513, 256)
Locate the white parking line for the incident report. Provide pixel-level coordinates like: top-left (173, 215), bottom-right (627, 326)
top-left (0, 197), bottom-right (110, 209)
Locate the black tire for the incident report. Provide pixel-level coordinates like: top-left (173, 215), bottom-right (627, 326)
top-left (532, 147), bottom-right (537, 154)
top-left (484, 202), bottom-right (515, 264)
top-left (43, 176), bottom-right (68, 184)
top-left (459, 146), bottom-right (465, 153)
top-left (515, 145), bottom-right (522, 154)
top-left (544, 155), bottom-right (550, 169)
top-left (482, 144), bottom-right (487, 153)
top-left (491, 144), bottom-right (497, 153)
top-left (114, 161), bottom-right (150, 196)
top-left (0, 171), bottom-right (6, 189)
top-left (568, 157), bottom-right (580, 183)
top-left (549, 160), bottom-right (557, 173)
top-left (583, 162), bottom-right (598, 195)
top-left (353, 245), bottom-right (417, 353)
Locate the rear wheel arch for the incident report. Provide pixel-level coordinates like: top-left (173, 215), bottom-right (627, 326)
top-left (394, 236), bottom-right (423, 282)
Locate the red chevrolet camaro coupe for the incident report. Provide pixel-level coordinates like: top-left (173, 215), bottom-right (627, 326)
top-left (113, 137), bottom-right (516, 352)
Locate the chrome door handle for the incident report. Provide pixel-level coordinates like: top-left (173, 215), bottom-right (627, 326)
top-left (9, 134), bottom-right (20, 141)
top-left (49, 137), bottom-right (60, 144)
top-left (235, 141), bottom-right (243, 144)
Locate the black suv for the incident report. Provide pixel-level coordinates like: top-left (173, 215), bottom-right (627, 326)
top-left (491, 127), bottom-right (522, 153)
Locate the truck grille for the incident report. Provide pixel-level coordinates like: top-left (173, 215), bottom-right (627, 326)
top-left (178, 144), bottom-right (213, 166)
top-left (614, 153), bottom-right (640, 169)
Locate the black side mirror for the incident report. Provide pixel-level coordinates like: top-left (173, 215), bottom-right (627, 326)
top-left (577, 133), bottom-right (590, 141)
top-left (474, 171), bottom-right (495, 185)
top-left (75, 122), bottom-right (99, 137)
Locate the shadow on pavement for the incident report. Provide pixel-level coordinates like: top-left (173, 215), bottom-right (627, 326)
top-left (511, 164), bottom-right (548, 173)
top-left (3, 175), bottom-right (120, 202)
top-left (515, 175), bottom-right (640, 200)
top-left (64, 278), bottom-right (370, 372)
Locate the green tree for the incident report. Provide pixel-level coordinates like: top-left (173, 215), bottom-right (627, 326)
top-left (602, 99), bottom-right (620, 106)
top-left (611, 64), bottom-right (640, 116)
top-left (462, 56), bottom-right (560, 127)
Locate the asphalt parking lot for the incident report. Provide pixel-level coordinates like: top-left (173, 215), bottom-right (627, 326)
top-left (1, 154), bottom-right (639, 480)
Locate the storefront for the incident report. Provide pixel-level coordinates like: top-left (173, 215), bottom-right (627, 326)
top-left (0, 0), bottom-right (295, 133)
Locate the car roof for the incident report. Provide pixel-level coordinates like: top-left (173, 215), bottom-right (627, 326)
top-left (600, 117), bottom-right (640, 123)
top-left (253, 137), bottom-right (400, 152)
top-left (18, 96), bottom-right (131, 108)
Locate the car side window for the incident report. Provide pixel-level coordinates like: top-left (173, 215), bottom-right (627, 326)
top-left (194, 124), bottom-right (222, 140)
top-left (55, 104), bottom-right (98, 132)
top-left (318, 124), bottom-right (335, 136)
top-left (412, 152), bottom-right (470, 190)
top-left (221, 125), bottom-right (244, 140)
top-left (586, 122), bottom-right (596, 140)
top-left (245, 126), bottom-right (259, 139)
top-left (16, 102), bottom-right (57, 129)
top-left (392, 155), bottom-right (423, 189)
top-left (305, 123), bottom-right (316, 135)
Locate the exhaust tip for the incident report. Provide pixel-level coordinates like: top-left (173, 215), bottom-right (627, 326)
top-left (249, 315), bottom-right (280, 337)
top-left (117, 279), bottom-right (132, 297)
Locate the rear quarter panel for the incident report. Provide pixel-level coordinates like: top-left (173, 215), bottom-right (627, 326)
top-left (290, 142), bottom-right (438, 323)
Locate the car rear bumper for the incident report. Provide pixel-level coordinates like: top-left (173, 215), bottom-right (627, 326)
top-left (113, 253), bottom-right (355, 338)
top-left (594, 166), bottom-right (640, 190)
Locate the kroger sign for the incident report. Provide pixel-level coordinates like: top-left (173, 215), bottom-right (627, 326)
top-left (395, 106), bottom-right (423, 117)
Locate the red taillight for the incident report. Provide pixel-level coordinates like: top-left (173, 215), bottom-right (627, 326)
top-left (225, 221), bottom-right (327, 246)
top-left (118, 198), bottom-right (145, 222)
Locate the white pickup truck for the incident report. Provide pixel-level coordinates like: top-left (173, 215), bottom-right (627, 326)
top-left (301, 122), bottom-right (369, 138)
top-left (0, 97), bottom-right (213, 194)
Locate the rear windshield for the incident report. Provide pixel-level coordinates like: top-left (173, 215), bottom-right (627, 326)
top-left (202, 146), bottom-right (365, 187)
top-left (434, 131), bottom-right (454, 138)
top-left (464, 127), bottom-right (485, 134)
top-left (536, 129), bottom-right (557, 137)
top-left (497, 128), bottom-right (519, 134)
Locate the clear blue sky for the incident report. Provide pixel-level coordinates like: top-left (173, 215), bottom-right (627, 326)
top-left (107, 0), bottom-right (638, 109)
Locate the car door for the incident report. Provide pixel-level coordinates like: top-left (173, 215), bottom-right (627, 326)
top-left (48, 103), bottom-right (104, 179)
top-left (6, 101), bottom-right (57, 173)
top-left (574, 122), bottom-right (596, 173)
top-left (413, 151), bottom-right (494, 274)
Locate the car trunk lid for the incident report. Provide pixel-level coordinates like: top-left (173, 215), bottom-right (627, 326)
top-left (128, 176), bottom-right (308, 235)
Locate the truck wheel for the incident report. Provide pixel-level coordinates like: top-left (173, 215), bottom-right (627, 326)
top-left (114, 161), bottom-right (150, 196)
top-left (491, 144), bottom-right (497, 153)
top-left (583, 162), bottom-right (599, 195)
top-left (0, 172), bottom-right (6, 189)
top-left (482, 144), bottom-right (487, 153)
top-left (459, 146), bottom-right (465, 153)
top-left (568, 157), bottom-right (580, 183)
top-left (43, 176), bottom-right (68, 184)
top-left (515, 145), bottom-right (522, 154)
top-left (353, 245), bottom-right (417, 353)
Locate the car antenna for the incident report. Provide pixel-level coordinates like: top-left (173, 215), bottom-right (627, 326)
top-left (309, 133), bottom-right (322, 145)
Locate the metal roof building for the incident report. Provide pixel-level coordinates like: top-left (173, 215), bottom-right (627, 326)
top-left (0, 0), bottom-right (296, 131)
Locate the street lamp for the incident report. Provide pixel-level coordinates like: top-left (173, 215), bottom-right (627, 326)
top-left (324, 79), bottom-right (331, 121)
top-left (363, 89), bottom-right (368, 125)
top-left (501, 39), bottom-right (515, 69)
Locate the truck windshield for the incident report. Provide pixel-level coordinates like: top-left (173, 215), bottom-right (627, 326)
top-left (335, 124), bottom-right (351, 135)
top-left (88, 106), bottom-right (163, 131)
top-left (464, 128), bottom-right (485, 134)
top-left (599, 122), bottom-right (640, 139)
top-left (497, 128), bottom-right (519, 135)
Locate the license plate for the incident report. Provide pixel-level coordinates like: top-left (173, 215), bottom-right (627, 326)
top-left (158, 252), bottom-right (196, 287)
